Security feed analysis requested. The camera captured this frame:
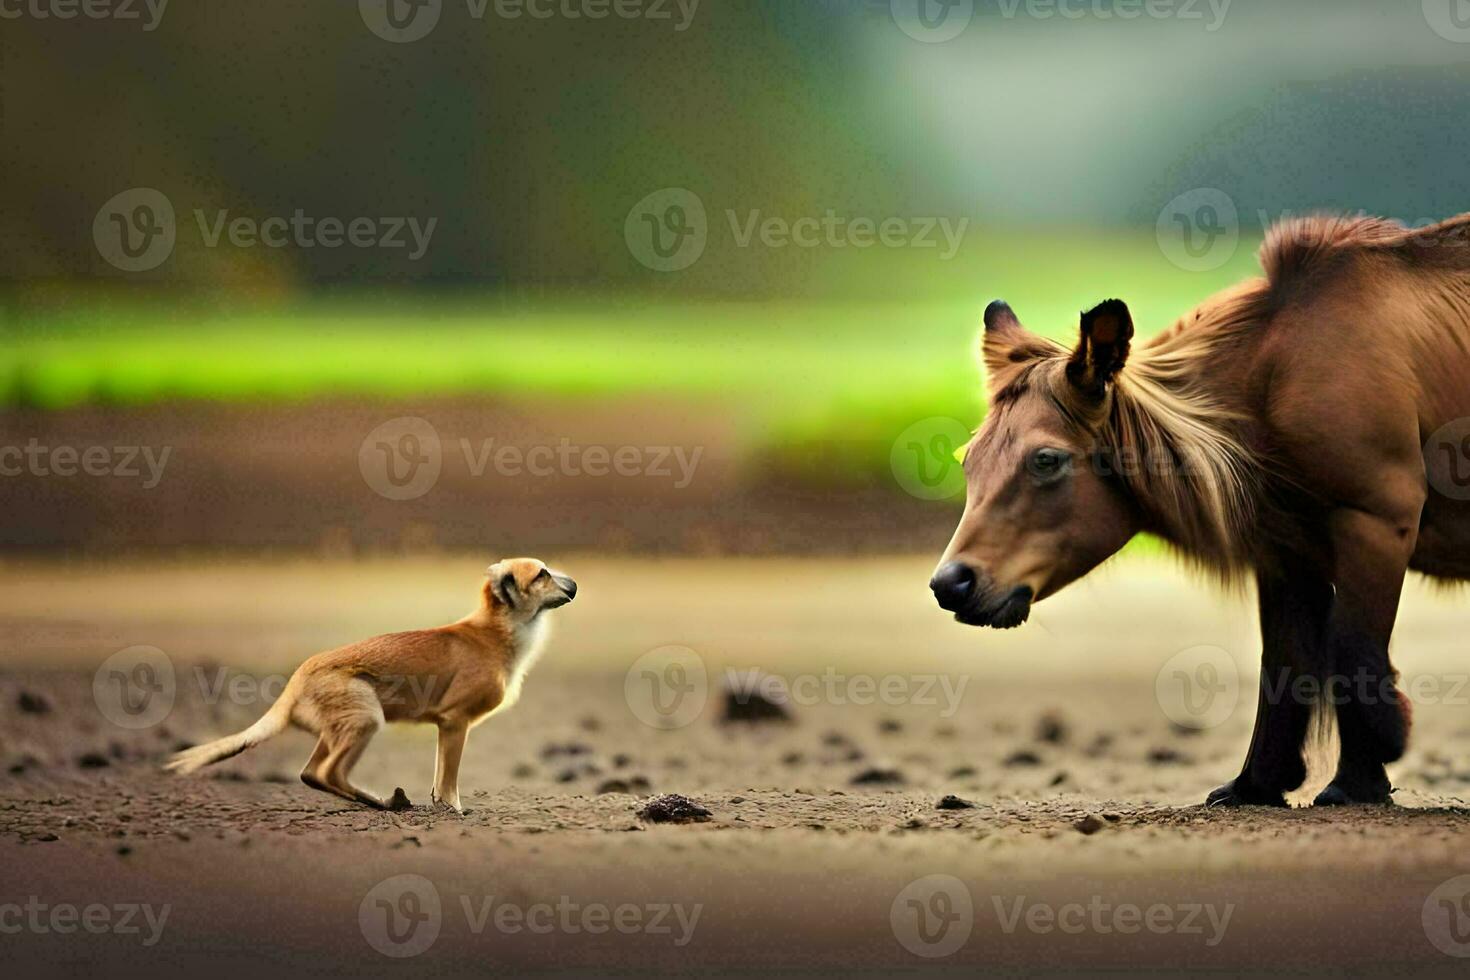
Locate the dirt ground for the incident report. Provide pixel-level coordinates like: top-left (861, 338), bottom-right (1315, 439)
top-left (5, 555), bottom-right (1470, 976)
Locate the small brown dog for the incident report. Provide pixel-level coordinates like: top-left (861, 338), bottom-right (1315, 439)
top-left (166, 558), bottom-right (576, 811)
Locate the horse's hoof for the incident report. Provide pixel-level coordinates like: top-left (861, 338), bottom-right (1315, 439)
top-left (1205, 778), bottom-right (1287, 808)
top-left (1312, 783), bottom-right (1393, 807)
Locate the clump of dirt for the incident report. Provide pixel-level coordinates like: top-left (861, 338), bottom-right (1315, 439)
top-left (721, 677), bottom-right (792, 723)
top-left (1036, 711), bottom-right (1068, 745)
top-left (387, 788), bottom-right (412, 811)
top-left (936, 794), bottom-right (975, 810)
top-left (851, 767), bottom-right (904, 786)
top-left (636, 794), bottom-right (712, 824)
top-left (1073, 814), bottom-right (1106, 835)
top-left (16, 691), bottom-right (51, 714)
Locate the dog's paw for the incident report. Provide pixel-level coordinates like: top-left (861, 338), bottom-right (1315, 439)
top-left (430, 794), bottom-right (463, 815)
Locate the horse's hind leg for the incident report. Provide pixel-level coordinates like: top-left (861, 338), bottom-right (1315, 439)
top-left (1314, 508), bottom-right (1417, 806)
top-left (1207, 559), bottom-right (1331, 807)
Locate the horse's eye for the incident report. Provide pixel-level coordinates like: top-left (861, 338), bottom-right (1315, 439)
top-left (1027, 448), bottom-right (1072, 483)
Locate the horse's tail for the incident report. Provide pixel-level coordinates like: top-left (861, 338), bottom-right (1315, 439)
top-left (164, 672), bottom-right (302, 775)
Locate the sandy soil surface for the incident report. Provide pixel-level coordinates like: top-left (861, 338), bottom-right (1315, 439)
top-left (4, 555), bottom-right (1470, 976)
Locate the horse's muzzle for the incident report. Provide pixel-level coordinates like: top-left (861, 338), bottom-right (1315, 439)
top-left (929, 561), bottom-right (1034, 630)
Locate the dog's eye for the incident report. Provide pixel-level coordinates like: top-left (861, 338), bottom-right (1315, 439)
top-left (1026, 448), bottom-right (1072, 483)
top-left (536, 569), bottom-right (551, 581)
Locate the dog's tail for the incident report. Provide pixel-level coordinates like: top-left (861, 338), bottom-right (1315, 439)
top-left (165, 672), bottom-right (302, 775)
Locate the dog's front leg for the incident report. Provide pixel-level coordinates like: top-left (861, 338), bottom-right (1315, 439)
top-left (431, 723), bottom-right (468, 813)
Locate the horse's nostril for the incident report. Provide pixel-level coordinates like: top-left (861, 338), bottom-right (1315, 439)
top-left (929, 561), bottom-right (977, 611)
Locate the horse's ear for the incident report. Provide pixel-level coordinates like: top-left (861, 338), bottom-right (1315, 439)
top-left (980, 300), bottom-right (1029, 378)
top-left (1066, 299), bottom-right (1134, 396)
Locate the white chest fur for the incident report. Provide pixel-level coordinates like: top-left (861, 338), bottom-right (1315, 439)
top-left (501, 617), bottom-right (550, 710)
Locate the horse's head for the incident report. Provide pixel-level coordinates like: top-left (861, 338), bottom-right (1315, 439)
top-left (931, 299), bottom-right (1145, 628)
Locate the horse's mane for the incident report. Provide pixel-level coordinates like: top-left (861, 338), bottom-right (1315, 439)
top-left (1107, 279), bottom-right (1270, 582)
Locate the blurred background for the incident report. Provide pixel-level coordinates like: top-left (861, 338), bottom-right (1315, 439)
top-left (4, 0), bottom-right (1470, 554)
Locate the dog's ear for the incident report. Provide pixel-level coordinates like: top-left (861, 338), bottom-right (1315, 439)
top-left (491, 570), bottom-right (519, 608)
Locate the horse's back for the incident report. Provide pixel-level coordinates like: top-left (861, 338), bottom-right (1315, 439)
top-left (1253, 222), bottom-right (1470, 570)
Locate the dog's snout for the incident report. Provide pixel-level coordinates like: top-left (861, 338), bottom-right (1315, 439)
top-left (555, 575), bottom-right (578, 600)
top-left (929, 561), bottom-right (977, 612)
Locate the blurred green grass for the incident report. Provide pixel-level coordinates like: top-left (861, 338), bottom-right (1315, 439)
top-left (2, 231), bottom-right (1263, 489)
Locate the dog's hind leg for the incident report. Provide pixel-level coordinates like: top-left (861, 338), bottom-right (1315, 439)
top-left (299, 735), bottom-right (331, 795)
top-left (314, 679), bottom-right (388, 809)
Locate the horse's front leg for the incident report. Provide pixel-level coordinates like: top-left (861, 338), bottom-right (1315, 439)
top-left (1313, 508), bottom-right (1416, 806)
top-left (1206, 559), bottom-right (1332, 807)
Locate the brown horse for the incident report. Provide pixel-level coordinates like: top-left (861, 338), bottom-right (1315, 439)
top-left (931, 212), bottom-right (1470, 807)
